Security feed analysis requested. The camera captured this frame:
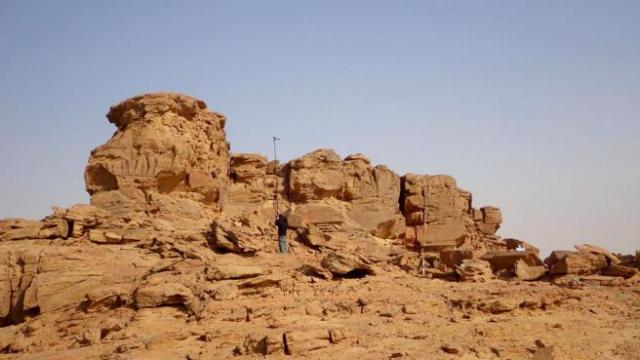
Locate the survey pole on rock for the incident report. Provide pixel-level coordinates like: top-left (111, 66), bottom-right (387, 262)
top-left (273, 136), bottom-right (281, 217)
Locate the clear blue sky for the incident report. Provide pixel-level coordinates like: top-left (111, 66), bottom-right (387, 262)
top-left (1, 1), bottom-right (638, 255)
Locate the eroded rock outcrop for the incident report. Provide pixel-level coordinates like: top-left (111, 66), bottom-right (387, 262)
top-left (1, 92), bottom-right (639, 360)
top-left (85, 93), bottom-right (230, 234)
top-left (400, 174), bottom-right (502, 251)
top-left (285, 150), bottom-right (406, 239)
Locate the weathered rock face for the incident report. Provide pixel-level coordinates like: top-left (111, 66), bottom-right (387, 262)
top-left (0, 218), bottom-right (69, 241)
top-left (477, 206), bottom-right (502, 236)
top-left (401, 175), bottom-right (471, 248)
top-left (400, 174), bottom-right (505, 250)
top-left (2, 92), bottom-right (508, 253)
top-left (0, 245), bottom-right (157, 326)
top-left (85, 93), bottom-right (230, 233)
top-left (209, 211), bottom-right (275, 254)
top-left (289, 149), bottom-right (345, 203)
top-left (283, 150), bottom-right (405, 239)
top-left (77, 93), bottom-right (510, 246)
top-left (228, 153), bottom-right (269, 204)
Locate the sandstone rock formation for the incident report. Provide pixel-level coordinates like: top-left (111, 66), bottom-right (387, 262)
top-left (85, 93), bottom-right (229, 235)
top-left (400, 174), bottom-right (503, 251)
top-left (1, 92), bottom-right (639, 360)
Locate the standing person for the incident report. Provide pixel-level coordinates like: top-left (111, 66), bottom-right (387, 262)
top-left (275, 214), bottom-right (288, 254)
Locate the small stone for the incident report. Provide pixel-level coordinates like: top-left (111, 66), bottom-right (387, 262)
top-left (490, 347), bottom-right (501, 357)
top-left (441, 344), bottom-right (461, 354)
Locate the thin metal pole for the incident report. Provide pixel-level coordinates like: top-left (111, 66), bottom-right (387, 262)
top-left (273, 136), bottom-right (280, 216)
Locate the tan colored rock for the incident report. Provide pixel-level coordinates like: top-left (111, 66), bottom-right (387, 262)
top-left (342, 153), bottom-right (377, 201)
top-left (456, 259), bottom-right (494, 282)
top-left (244, 333), bottom-right (284, 355)
top-left (134, 283), bottom-right (193, 309)
top-left (440, 248), bottom-right (473, 268)
top-left (210, 211), bottom-right (273, 254)
top-left (481, 251), bottom-right (542, 272)
top-left (321, 252), bottom-right (375, 277)
top-left (601, 264), bottom-right (638, 279)
top-left (515, 259), bottom-right (547, 281)
top-left (122, 228), bottom-right (149, 242)
top-left (298, 226), bottom-right (332, 248)
top-left (62, 204), bottom-right (111, 237)
top-left (206, 264), bottom-right (267, 280)
top-left (348, 202), bottom-right (405, 238)
top-left (238, 274), bottom-right (286, 294)
top-left (401, 174), bottom-right (472, 247)
top-left (578, 275), bottom-right (626, 286)
top-left (544, 250), bottom-right (573, 268)
top-left (85, 93), bottom-right (229, 233)
top-left (284, 329), bottom-right (331, 355)
top-left (0, 245), bottom-right (155, 324)
top-left (286, 150), bottom-right (404, 239)
top-left (477, 206), bottom-right (502, 235)
top-left (206, 282), bottom-right (238, 301)
top-left (84, 285), bottom-right (132, 312)
top-left (298, 264), bottom-right (333, 279)
top-left (440, 343), bottom-right (462, 355)
top-left (289, 149), bottom-right (344, 202)
top-left (423, 219), bottom-right (467, 247)
top-left (289, 201), bottom-right (349, 230)
top-left (88, 229), bottom-right (123, 244)
top-left (574, 244), bottom-right (620, 264)
top-left (550, 251), bottom-right (608, 275)
top-left (0, 218), bottom-right (69, 241)
top-left (229, 153), bottom-right (268, 204)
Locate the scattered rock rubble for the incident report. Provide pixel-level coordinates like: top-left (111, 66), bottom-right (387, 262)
top-left (1, 93), bottom-right (639, 359)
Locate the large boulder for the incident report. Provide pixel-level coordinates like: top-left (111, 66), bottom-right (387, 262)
top-left (321, 252), bottom-right (375, 277)
top-left (477, 206), bottom-right (502, 235)
top-left (515, 260), bottom-right (547, 281)
top-left (549, 251), bottom-right (608, 275)
top-left (85, 93), bottom-right (230, 233)
top-left (288, 149), bottom-right (344, 202)
top-left (401, 174), bottom-right (472, 247)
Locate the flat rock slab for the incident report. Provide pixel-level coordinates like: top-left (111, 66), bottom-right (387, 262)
top-left (481, 251), bottom-right (542, 271)
top-left (206, 264), bottom-right (267, 280)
